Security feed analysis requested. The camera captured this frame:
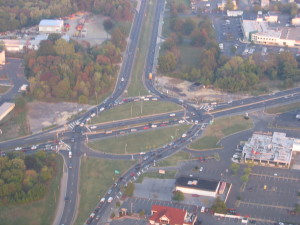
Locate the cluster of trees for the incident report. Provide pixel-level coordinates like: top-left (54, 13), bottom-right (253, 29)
top-left (158, 5), bottom-right (300, 93)
top-left (211, 197), bottom-right (227, 214)
top-left (0, 0), bottom-right (133, 32)
top-left (0, 151), bottom-right (58, 205)
top-left (24, 28), bottom-right (127, 103)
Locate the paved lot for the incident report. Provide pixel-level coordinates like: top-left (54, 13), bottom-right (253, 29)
top-left (272, 110), bottom-right (300, 129)
top-left (134, 178), bottom-right (175, 200)
top-left (110, 218), bottom-right (147, 225)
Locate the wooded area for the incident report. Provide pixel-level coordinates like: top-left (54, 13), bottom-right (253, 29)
top-left (158, 2), bottom-right (300, 93)
top-left (0, 0), bottom-right (133, 32)
top-left (0, 152), bottom-right (58, 205)
top-left (25, 28), bottom-right (127, 103)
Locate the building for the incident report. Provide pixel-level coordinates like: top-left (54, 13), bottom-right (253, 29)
top-left (175, 177), bottom-right (220, 197)
top-left (261, 0), bottom-right (270, 9)
top-left (149, 205), bottom-right (197, 225)
top-left (0, 50), bottom-right (5, 65)
top-left (227, 10), bottom-right (243, 17)
top-left (218, 0), bottom-right (237, 10)
top-left (251, 27), bottom-right (300, 48)
top-left (242, 132), bottom-right (300, 167)
top-left (291, 17), bottom-right (300, 26)
top-left (0, 102), bottom-right (15, 122)
top-left (39, 19), bottom-right (63, 34)
top-left (264, 12), bottom-right (278, 23)
top-left (242, 20), bottom-right (269, 41)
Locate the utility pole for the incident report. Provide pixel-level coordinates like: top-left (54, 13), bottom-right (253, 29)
top-left (140, 100), bottom-right (143, 115)
top-left (131, 104), bottom-right (133, 117)
top-left (125, 143), bottom-right (127, 154)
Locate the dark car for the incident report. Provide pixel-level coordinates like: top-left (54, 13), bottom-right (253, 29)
top-left (64, 196), bottom-right (69, 201)
top-left (86, 217), bottom-right (93, 224)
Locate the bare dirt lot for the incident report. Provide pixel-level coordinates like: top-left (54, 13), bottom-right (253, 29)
top-left (156, 76), bottom-right (249, 104)
top-left (27, 101), bottom-right (91, 133)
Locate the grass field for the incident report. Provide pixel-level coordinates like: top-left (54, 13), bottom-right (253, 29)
top-left (91, 101), bottom-right (182, 124)
top-left (136, 171), bottom-right (177, 183)
top-left (88, 125), bottom-right (192, 154)
top-left (265, 102), bottom-right (300, 114)
top-left (189, 115), bottom-right (253, 150)
top-left (74, 157), bottom-right (134, 225)
top-left (157, 151), bottom-right (191, 167)
top-left (126, 0), bottom-right (157, 97)
top-left (0, 154), bottom-right (63, 225)
top-left (0, 85), bottom-right (10, 94)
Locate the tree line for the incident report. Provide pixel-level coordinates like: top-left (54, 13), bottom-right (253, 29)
top-left (158, 3), bottom-right (300, 93)
top-left (0, 0), bottom-right (133, 32)
top-left (0, 151), bottom-right (58, 205)
top-left (25, 28), bottom-right (127, 103)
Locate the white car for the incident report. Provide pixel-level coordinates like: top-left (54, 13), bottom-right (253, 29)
top-left (121, 77), bottom-right (124, 82)
top-left (31, 145), bottom-right (37, 150)
top-left (100, 197), bottom-right (105, 203)
top-left (100, 107), bottom-right (105, 112)
top-left (90, 126), bottom-right (97, 129)
top-left (199, 167), bottom-right (203, 172)
top-left (15, 147), bottom-right (22, 151)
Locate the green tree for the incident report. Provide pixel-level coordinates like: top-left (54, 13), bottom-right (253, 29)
top-left (54, 39), bottom-right (75, 56)
top-left (211, 197), bottom-right (227, 213)
top-left (244, 167), bottom-right (252, 175)
top-left (182, 18), bottom-right (195, 36)
top-left (240, 174), bottom-right (249, 183)
top-left (230, 163), bottom-right (240, 175)
top-left (139, 209), bottom-right (145, 217)
top-left (158, 52), bottom-right (177, 73)
top-left (172, 191), bottom-right (184, 201)
top-left (124, 183), bottom-right (135, 196)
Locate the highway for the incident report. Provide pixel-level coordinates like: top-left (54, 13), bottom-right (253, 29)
top-left (1, 0), bottom-right (300, 224)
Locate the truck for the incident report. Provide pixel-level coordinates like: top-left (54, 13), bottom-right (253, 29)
top-left (69, 151), bottom-right (72, 158)
top-left (90, 212), bottom-right (95, 218)
top-left (18, 84), bottom-right (28, 93)
top-left (149, 73), bottom-right (153, 80)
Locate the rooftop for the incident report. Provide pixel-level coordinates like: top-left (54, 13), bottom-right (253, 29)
top-left (150, 205), bottom-right (196, 225)
top-left (280, 27), bottom-right (300, 41)
top-left (176, 177), bottom-right (219, 192)
top-left (242, 20), bottom-right (269, 34)
top-left (242, 132), bottom-right (300, 163)
top-left (39, 19), bottom-right (63, 27)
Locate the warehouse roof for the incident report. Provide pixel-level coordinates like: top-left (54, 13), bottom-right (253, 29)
top-left (175, 177), bottom-right (219, 192)
top-left (39, 20), bottom-right (63, 27)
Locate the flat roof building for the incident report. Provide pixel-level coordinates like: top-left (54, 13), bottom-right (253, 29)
top-left (149, 205), bottom-right (197, 225)
top-left (175, 177), bottom-right (220, 197)
top-left (39, 19), bottom-right (63, 34)
top-left (242, 132), bottom-right (300, 167)
top-left (0, 102), bottom-right (15, 122)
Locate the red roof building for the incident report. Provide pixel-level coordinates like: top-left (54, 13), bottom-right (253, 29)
top-left (149, 205), bottom-right (197, 225)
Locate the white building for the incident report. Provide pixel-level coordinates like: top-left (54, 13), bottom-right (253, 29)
top-left (227, 10), bottom-right (243, 17)
top-left (242, 20), bottom-right (269, 41)
top-left (39, 20), bottom-right (63, 34)
top-left (291, 17), bottom-right (300, 26)
top-left (242, 132), bottom-right (300, 167)
top-left (175, 177), bottom-right (220, 198)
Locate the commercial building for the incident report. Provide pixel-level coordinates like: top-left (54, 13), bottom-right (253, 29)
top-left (242, 132), bottom-right (300, 167)
top-left (39, 19), bottom-right (64, 34)
top-left (218, 0), bottom-right (237, 10)
top-left (0, 50), bottom-right (5, 65)
top-left (175, 177), bottom-right (220, 197)
top-left (242, 20), bottom-right (269, 41)
top-left (227, 10), bottom-right (243, 17)
top-left (149, 205), bottom-right (197, 225)
top-left (0, 102), bottom-right (15, 122)
top-left (291, 17), bottom-right (300, 26)
top-left (261, 0), bottom-right (270, 9)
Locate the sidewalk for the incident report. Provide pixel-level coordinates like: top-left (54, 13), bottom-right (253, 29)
top-left (52, 155), bottom-right (68, 225)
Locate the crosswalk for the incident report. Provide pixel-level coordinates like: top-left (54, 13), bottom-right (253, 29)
top-left (199, 104), bottom-right (215, 112)
top-left (68, 120), bottom-right (80, 129)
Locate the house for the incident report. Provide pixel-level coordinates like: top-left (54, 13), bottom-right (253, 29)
top-left (149, 205), bottom-right (197, 225)
top-left (0, 50), bottom-right (5, 65)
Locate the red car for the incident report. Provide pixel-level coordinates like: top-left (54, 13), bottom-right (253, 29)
top-left (130, 173), bottom-right (136, 177)
top-left (143, 126), bottom-right (149, 130)
top-left (160, 124), bottom-right (167, 127)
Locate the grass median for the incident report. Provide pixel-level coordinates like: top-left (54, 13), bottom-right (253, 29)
top-left (0, 154), bottom-right (63, 225)
top-left (74, 157), bottom-right (134, 225)
top-left (189, 115), bottom-right (253, 150)
top-left (265, 102), bottom-right (300, 114)
top-left (91, 101), bottom-right (182, 124)
top-left (157, 151), bottom-right (191, 167)
top-left (136, 171), bottom-right (177, 183)
top-left (88, 125), bottom-right (192, 154)
top-left (126, 0), bottom-right (157, 97)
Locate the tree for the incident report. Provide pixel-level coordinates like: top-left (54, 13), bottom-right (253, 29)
top-left (103, 19), bottom-right (114, 31)
top-left (225, 0), bottom-right (235, 10)
top-left (295, 204), bottom-right (300, 213)
top-left (182, 19), bottom-right (195, 36)
top-left (244, 167), bottom-right (252, 175)
top-left (158, 52), bottom-right (177, 73)
top-left (211, 197), bottom-right (227, 213)
top-left (230, 163), bottom-right (240, 175)
top-left (139, 209), bottom-right (145, 217)
top-left (124, 183), bottom-right (135, 196)
top-left (240, 174), bottom-right (249, 183)
top-left (172, 191), bottom-right (184, 201)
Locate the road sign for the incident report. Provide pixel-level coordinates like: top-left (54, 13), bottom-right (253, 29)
top-left (115, 170), bottom-right (120, 174)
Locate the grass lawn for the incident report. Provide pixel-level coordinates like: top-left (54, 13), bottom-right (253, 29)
top-left (265, 102), bottom-right (300, 114)
top-left (136, 171), bottom-right (177, 183)
top-left (0, 85), bottom-right (10, 94)
top-left (157, 151), bottom-right (191, 167)
top-left (88, 125), bottom-right (192, 154)
top-left (74, 158), bottom-right (134, 225)
top-left (126, 0), bottom-right (157, 97)
top-left (91, 101), bottom-right (182, 124)
top-left (0, 154), bottom-right (63, 225)
top-left (189, 115), bottom-right (253, 150)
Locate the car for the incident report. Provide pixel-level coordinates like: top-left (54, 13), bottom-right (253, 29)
top-left (69, 163), bottom-right (72, 169)
top-left (95, 216), bottom-right (100, 221)
top-left (130, 172), bottom-right (136, 177)
top-left (108, 189), bottom-right (112, 194)
top-left (143, 126), bottom-right (149, 129)
top-left (160, 124), bottom-right (167, 127)
top-left (199, 167), bottom-right (203, 172)
top-left (31, 145), bottom-right (37, 150)
top-left (100, 197), bottom-right (105, 203)
top-left (121, 77), bottom-right (124, 82)
top-left (90, 126), bottom-right (97, 129)
top-left (15, 147), bottom-right (22, 151)
top-left (71, 138), bottom-right (75, 142)
top-left (64, 196), bottom-right (69, 201)
top-left (249, 220), bottom-right (256, 224)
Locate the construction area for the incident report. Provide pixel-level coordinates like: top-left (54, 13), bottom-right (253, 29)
top-left (242, 132), bottom-right (300, 167)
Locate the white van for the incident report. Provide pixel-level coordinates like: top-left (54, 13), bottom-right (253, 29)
top-left (201, 206), bottom-right (205, 213)
top-left (107, 197), bottom-right (113, 203)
